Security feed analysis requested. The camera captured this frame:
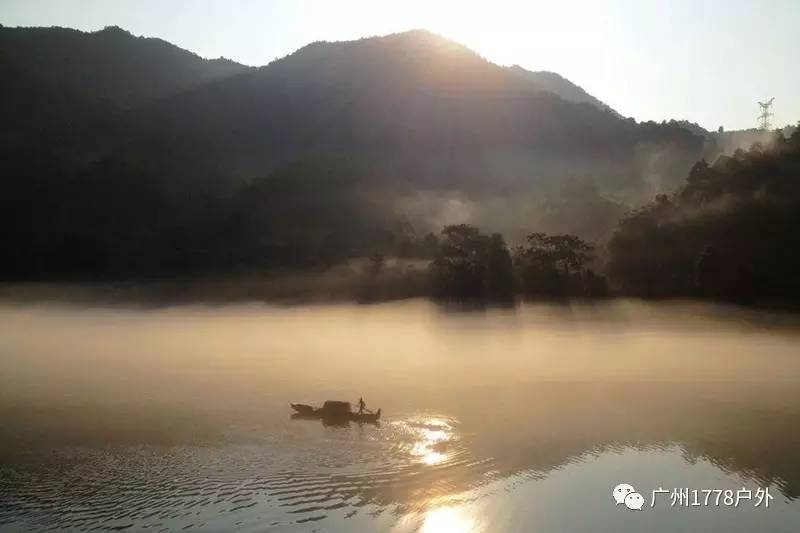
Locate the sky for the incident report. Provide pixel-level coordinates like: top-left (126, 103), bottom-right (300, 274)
top-left (1, 0), bottom-right (798, 131)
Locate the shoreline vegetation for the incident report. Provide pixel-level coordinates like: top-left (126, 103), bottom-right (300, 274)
top-left (4, 128), bottom-right (799, 311)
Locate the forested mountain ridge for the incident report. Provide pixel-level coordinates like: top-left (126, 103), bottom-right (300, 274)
top-left (0, 25), bottom-right (250, 108)
top-left (1, 26), bottom-right (711, 280)
top-left (0, 25), bottom-right (704, 195)
top-left (134, 29), bottom-right (703, 194)
top-left (506, 65), bottom-right (618, 115)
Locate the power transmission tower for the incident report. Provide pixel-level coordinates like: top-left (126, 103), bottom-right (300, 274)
top-left (758, 97), bottom-right (774, 131)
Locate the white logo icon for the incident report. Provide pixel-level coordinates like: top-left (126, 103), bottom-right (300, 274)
top-left (613, 483), bottom-right (635, 505)
top-left (624, 492), bottom-right (645, 510)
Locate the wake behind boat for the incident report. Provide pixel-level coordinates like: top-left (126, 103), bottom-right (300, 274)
top-left (290, 400), bottom-right (381, 423)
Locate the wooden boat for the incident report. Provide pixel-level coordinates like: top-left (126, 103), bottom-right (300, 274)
top-left (290, 401), bottom-right (381, 423)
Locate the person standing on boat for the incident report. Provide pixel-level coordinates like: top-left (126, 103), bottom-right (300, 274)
top-left (358, 397), bottom-right (366, 414)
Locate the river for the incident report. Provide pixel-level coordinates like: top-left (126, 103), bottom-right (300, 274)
top-left (1, 298), bottom-right (799, 532)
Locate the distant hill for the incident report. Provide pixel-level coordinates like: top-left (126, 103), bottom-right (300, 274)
top-left (506, 65), bottom-right (618, 115)
top-left (712, 125), bottom-right (797, 155)
top-left (671, 120), bottom-right (797, 156)
top-left (135, 29), bottom-right (701, 195)
top-left (672, 120), bottom-right (710, 138)
top-left (0, 25), bottom-right (250, 108)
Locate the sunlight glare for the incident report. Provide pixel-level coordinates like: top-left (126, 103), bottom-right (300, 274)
top-left (420, 506), bottom-right (479, 533)
top-left (410, 418), bottom-right (453, 466)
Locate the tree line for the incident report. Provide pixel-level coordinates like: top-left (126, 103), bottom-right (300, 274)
top-left (426, 225), bottom-right (605, 301)
top-left (607, 127), bottom-right (800, 304)
top-left (401, 126), bottom-right (800, 305)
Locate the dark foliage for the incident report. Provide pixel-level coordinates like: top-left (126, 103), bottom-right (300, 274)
top-left (608, 129), bottom-right (800, 303)
top-left (0, 25), bottom-right (249, 108)
top-left (513, 233), bottom-right (606, 298)
top-left (429, 225), bottom-right (603, 301)
top-left (429, 225), bottom-right (515, 301)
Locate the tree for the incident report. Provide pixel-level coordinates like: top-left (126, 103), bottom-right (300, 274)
top-left (429, 225), bottom-right (515, 300)
top-left (519, 233), bottom-right (592, 275)
top-left (484, 233), bottom-right (516, 300)
top-left (514, 232), bottom-right (594, 297)
top-left (430, 225), bottom-right (489, 299)
top-left (687, 160), bottom-right (710, 183)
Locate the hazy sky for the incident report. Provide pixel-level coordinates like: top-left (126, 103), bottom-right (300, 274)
top-left (2, 0), bottom-right (798, 130)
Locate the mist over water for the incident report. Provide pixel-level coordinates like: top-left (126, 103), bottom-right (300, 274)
top-left (1, 299), bottom-right (800, 532)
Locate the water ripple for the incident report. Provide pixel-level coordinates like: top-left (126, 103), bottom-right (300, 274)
top-left (0, 414), bottom-right (494, 532)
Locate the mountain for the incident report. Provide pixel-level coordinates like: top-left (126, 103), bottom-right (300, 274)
top-left (0, 25), bottom-right (250, 108)
top-left (136, 29), bottom-right (702, 194)
top-left (0, 27), bottom-right (707, 278)
top-left (506, 65), bottom-right (618, 115)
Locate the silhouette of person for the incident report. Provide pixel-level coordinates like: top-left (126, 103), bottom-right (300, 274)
top-left (358, 397), bottom-right (366, 414)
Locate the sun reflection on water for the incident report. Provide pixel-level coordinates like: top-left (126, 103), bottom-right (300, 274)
top-left (404, 417), bottom-right (455, 466)
top-left (419, 505), bottom-right (480, 533)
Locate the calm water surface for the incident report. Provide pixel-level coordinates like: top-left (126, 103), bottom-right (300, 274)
top-left (1, 299), bottom-right (800, 532)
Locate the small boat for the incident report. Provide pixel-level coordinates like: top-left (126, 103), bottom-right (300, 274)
top-left (290, 401), bottom-right (381, 423)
